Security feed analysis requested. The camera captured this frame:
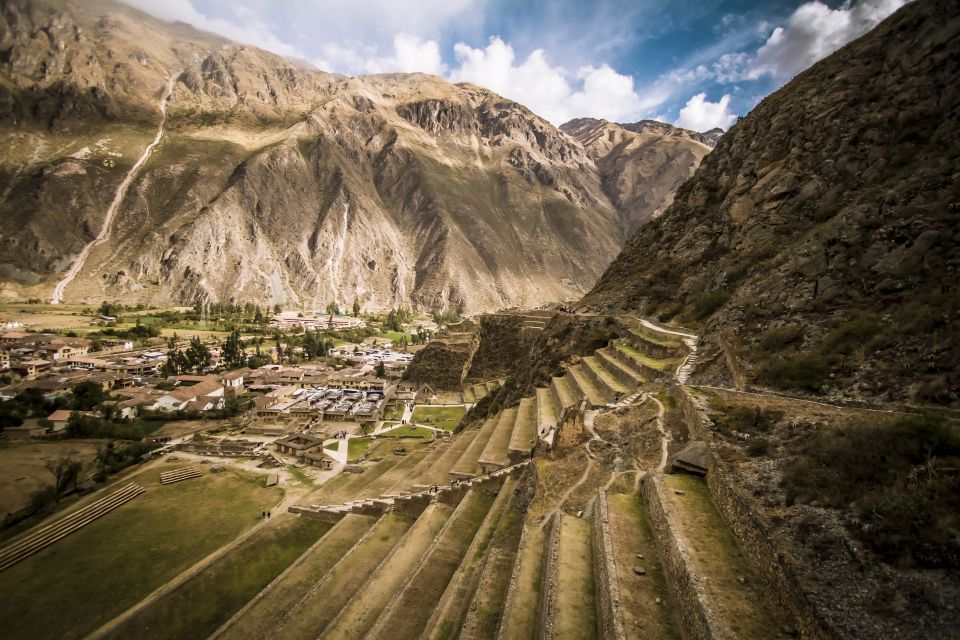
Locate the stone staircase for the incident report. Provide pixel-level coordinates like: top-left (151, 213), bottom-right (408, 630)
top-left (0, 483), bottom-right (145, 572)
top-left (159, 465), bottom-right (202, 484)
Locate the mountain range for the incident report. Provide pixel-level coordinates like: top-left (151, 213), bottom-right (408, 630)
top-left (0, 0), bottom-right (714, 312)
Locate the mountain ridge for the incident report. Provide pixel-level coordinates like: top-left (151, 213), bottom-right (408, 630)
top-left (0, 0), bottom-right (718, 312)
top-left (581, 0), bottom-right (960, 406)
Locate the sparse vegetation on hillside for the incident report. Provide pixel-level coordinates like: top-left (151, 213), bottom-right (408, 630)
top-left (782, 414), bottom-right (960, 569)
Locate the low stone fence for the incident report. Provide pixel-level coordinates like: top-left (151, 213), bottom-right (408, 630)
top-left (536, 512), bottom-right (562, 640)
top-left (639, 471), bottom-right (726, 640)
top-left (592, 491), bottom-right (627, 640)
top-left (671, 385), bottom-right (829, 640)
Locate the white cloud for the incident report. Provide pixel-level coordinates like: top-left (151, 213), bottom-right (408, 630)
top-left (449, 37), bottom-right (644, 124)
top-left (122, 0), bottom-right (306, 60)
top-left (318, 34), bottom-right (446, 76)
top-left (674, 93), bottom-right (737, 131)
top-left (748, 0), bottom-right (910, 80)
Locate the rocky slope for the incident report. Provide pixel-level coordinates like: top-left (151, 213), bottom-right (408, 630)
top-left (582, 0), bottom-right (960, 406)
top-left (561, 117), bottom-right (713, 234)
top-left (0, 0), bottom-right (714, 313)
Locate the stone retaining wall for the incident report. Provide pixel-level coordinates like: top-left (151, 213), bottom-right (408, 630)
top-left (592, 491), bottom-right (627, 640)
top-left (640, 471), bottom-right (728, 640)
top-left (672, 385), bottom-right (830, 640)
top-left (288, 505), bottom-right (346, 523)
top-left (536, 512), bottom-right (562, 640)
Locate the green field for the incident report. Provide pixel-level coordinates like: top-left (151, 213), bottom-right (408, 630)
top-left (0, 465), bottom-right (283, 640)
top-left (348, 437), bottom-right (374, 460)
top-left (103, 514), bottom-right (330, 640)
top-left (410, 406), bottom-right (466, 431)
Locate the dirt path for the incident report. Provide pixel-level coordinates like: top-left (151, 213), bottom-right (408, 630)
top-left (51, 70), bottom-right (180, 304)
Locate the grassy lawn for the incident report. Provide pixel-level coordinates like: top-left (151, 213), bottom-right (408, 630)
top-left (410, 405), bottom-right (466, 431)
top-left (103, 515), bottom-right (330, 640)
top-left (0, 465), bottom-right (283, 640)
top-left (347, 437), bottom-right (374, 460)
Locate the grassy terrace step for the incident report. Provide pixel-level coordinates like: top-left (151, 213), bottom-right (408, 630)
top-left (478, 407), bottom-right (518, 470)
top-left (596, 348), bottom-right (646, 388)
top-left (615, 341), bottom-right (675, 375)
top-left (216, 514), bottom-right (376, 640)
top-left (354, 449), bottom-right (430, 499)
top-left (304, 453), bottom-right (405, 505)
top-left (458, 479), bottom-right (527, 640)
top-left (497, 522), bottom-right (545, 640)
top-left (424, 477), bottom-right (518, 640)
top-left (605, 493), bottom-right (681, 640)
top-left (582, 355), bottom-right (630, 400)
top-left (384, 439), bottom-right (452, 494)
top-left (368, 490), bottom-right (497, 639)
top-left (507, 397), bottom-right (537, 459)
top-left (551, 374), bottom-right (577, 412)
top-left (553, 515), bottom-right (598, 640)
top-left (536, 387), bottom-right (557, 433)
top-left (629, 321), bottom-right (687, 348)
top-left (319, 502), bottom-right (454, 639)
top-left (450, 417), bottom-right (498, 479)
top-left (662, 474), bottom-right (792, 639)
top-left (568, 364), bottom-right (607, 407)
top-left (403, 429), bottom-right (480, 490)
top-left (272, 512), bottom-right (414, 640)
top-left (106, 515), bottom-right (331, 640)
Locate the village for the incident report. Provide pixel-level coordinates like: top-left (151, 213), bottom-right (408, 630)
top-left (0, 302), bottom-right (465, 523)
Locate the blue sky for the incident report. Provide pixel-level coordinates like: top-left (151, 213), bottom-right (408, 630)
top-left (122, 0), bottom-right (909, 130)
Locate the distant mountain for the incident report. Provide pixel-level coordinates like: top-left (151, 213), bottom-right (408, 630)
top-left (582, 0), bottom-right (959, 405)
top-left (561, 117), bottom-right (713, 235)
top-left (0, 0), bottom-right (713, 313)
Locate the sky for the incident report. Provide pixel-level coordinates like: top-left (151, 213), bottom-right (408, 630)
top-left (121, 0), bottom-right (910, 131)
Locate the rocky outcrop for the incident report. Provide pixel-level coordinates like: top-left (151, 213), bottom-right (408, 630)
top-left (582, 0), bottom-right (960, 405)
top-left (561, 118), bottom-right (713, 235)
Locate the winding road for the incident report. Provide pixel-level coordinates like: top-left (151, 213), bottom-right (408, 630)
top-left (51, 70), bottom-right (180, 304)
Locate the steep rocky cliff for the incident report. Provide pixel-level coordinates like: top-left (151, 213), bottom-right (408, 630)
top-left (561, 117), bottom-right (713, 235)
top-left (0, 0), bottom-right (712, 313)
top-left (582, 0), bottom-right (960, 405)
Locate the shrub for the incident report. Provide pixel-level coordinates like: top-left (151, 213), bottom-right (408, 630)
top-left (759, 325), bottom-right (803, 352)
top-left (746, 436), bottom-right (771, 457)
top-left (692, 290), bottom-right (730, 320)
top-left (712, 403), bottom-right (782, 435)
top-left (782, 414), bottom-right (960, 568)
top-left (758, 355), bottom-right (830, 392)
top-left (819, 315), bottom-right (880, 356)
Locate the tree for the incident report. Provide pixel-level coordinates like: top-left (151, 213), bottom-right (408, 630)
top-left (254, 306), bottom-right (265, 324)
top-left (352, 297), bottom-right (361, 317)
top-left (326, 301), bottom-right (340, 317)
top-left (71, 381), bottom-right (106, 410)
top-left (46, 453), bottom-right (83, 502)
top-left (273, 303), bottom-right (282, 314)
top-left (222, 329), bottom-right (244, 369)
top-left (375, 361), bottom-right (386, 378)
top-left (185, 336), bottom-right (212, 372)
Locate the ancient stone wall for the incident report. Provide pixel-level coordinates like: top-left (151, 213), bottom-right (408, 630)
top-left (592, 491), bottom-right (627, 640)
top-left (287, 505), bottom-right (346, 523)
top-left (404, 332), bottom-right (480, 390)
top-left (672, 385), bottom-right (830, 640)
top-left (639, 471), bottom-right (727, 640)
top-left (536, 511), bottom-right (562, 640)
